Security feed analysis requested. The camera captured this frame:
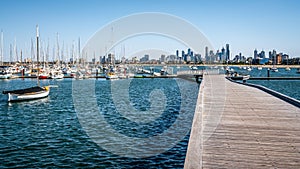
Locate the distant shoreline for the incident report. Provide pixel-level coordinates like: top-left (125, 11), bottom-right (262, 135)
top-left (1, 63), bottom-right (300, 68)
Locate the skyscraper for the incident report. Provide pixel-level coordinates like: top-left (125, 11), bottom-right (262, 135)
top-left (254, 49), bottom-right (258, 60)
top-left (205, 46), bottom-right (209, 63)
top-left (221, 47), bottom-right (225, 61)
top-left (205, 46), bottom-right (208, 58)
top-left (226, 44), bottom-right (230, 61)
top-left (187, 48), bottom-right (191, 56)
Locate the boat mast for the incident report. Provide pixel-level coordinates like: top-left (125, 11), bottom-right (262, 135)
top-left (9, 44), bottom-right (12, 65)
top-left (56, 32), bottom-right (59, 66)
top-left (14, 38), bottom-right (17, 63)
top-left (78, 37), bottom-right (80, 65)
top-left (0, 30), bottom-right (3, 65)
top-left (36, 25), bottom-right (40, 86)
top-left (31, 38), bottom-right (34, 69)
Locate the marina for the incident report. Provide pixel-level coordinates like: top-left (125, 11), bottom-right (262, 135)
top-left (1, 0), bottom-right (300, 167)
top-left (1, 65), bottom-right (300, 168)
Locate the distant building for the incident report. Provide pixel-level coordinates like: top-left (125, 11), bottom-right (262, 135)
top-left (221, 47), bottom-right (225, 61)
top-left (160, 54), bottom-right (166, 63)
top-left (205, 46), bottom-right (209, 62)
top-left (107, 53), bottom-right (115, 64)
top-left (226, 44), bottom-right (230, 61)
top-left (140, 54), bottom-right (149, 63)
top-left (259, 58), bottom-right (269, 65)
top-left (254, 49), bottom-right (258, 60)
top-left (260, 50), bottom-right (265, 59)
top-left (166, 54), bottom-right (177, 63)
top-left (271, 50), bottom-right (277, 64)
top-left (282, 54), bottom-right (289, 61)
top-left (188, 48), bottom-right (191, 56)
top-left (194, 54), bottom-right (202, 63)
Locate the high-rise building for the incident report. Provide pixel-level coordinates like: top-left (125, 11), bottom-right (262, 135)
top-left (205, 46), bottom-right (208, 58)
top-left (187, 48), bottom-right (191, 56)
top-left (221, 47), bottom-right (225, 61)
top-left (107, 53), bottom-right (115, 64)
top-left (269, 51), bottom-right (272, 58)
top-left (160, 54), bottom-right (166, 63)
top-left (140, 54), bottom-right (149, 62)
top-left (260, 50), bottom-right (265, 59)
top-left (272, 50), bottom-right (277, 64)
top-left (254, 49), bottom-right (258, 60)
top-left (226, 44), bottom-right (230, 61)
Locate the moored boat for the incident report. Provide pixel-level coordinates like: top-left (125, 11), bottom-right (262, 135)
top-left (106, 72), bottom-right (118, 80)
top-left (50, 70), bottom-right (64, 79)
top-left (271, 67), bottom-right (278, 72)
top-left (38, 73), bottom-right (49, 79)
top-left (0, 66), bottom-right (13, 79)
top-left (2, 25), bottom-right (51, 102)
top-left (3, 86), bottom-right (50, 102)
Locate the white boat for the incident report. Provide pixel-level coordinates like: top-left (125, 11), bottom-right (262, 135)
top-left (190, 65), bottom-right (198, 70)
top-left (3, 86), bottom-right (50, 102)
top-left (2, 25), bottom-right (51, 102)
top-left (0, 72), bottom-right (13, 79)
top-left (50, 71), bottom-right (64, 79)
top-left (74, 71), bottom-right (84, 80)
top-left (285, 67), bottom-right (291, 71)
top-left (247, 67), bottom-right (252, 71)
top-left (271, 67), bottom-right (278, 72)
top-left (257, 66), bottom-right (262, 70)
top-left (0, 66), bottom-right (13, 79)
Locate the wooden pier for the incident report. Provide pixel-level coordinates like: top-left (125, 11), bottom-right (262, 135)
top-left (185, 73), bottom-right (300, 168)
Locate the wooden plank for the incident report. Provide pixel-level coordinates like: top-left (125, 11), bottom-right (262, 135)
top-left (185, 74), bottom-right (300, 168)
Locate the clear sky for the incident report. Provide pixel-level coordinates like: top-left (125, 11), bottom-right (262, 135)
top-left (1, 0), bottom-right (300, 61)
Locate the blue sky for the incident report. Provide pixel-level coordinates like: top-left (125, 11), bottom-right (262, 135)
top-left (1, 0), bottom-right (300, 61)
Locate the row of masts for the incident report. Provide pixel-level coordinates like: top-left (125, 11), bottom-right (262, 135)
top-left (0, 28), bottom-right (82, 66)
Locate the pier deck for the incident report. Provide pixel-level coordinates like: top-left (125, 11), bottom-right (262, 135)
top-left (185, 73), bottom-right (300, 168)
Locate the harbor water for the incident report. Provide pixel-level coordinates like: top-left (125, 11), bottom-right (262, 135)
top-left (0, 77), bottom-right (198, 168)
top-left (228, 66), bottom-right (300, 100)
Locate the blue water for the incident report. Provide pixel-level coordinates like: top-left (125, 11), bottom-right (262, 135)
top-left (248, 80), bottom-right (300, 101)
top-left (227, 66), bottom-right (300, 77)
top-left (228, 66), bottom-right (300, 101)
top-left (0, 77), bottom-right (198, 168)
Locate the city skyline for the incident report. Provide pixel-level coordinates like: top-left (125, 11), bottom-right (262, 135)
top-left (1, 0), bottom-right (300, 61)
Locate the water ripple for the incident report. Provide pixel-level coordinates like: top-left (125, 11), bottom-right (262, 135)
top-left (0, 78), bottom-right (198, 168)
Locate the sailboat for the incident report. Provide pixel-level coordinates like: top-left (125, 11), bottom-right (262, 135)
top-left (2, 25), bottom-right (50, 102)
top-left (105, 65), bottom-right (118, 80)
top-left (0, 66), bottom-right (13, 79)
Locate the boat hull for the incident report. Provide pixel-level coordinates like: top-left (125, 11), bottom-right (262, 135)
top-left (39, 75), bottom-right (49, 79)
top-left (0, 74), bottom-right (12, 79)
top-left (51, 74), bottom-right (64, 79)
top-left (106, 75), bottom-right (118, 80)
top-left (8, 90), bottom-right (49, 102)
